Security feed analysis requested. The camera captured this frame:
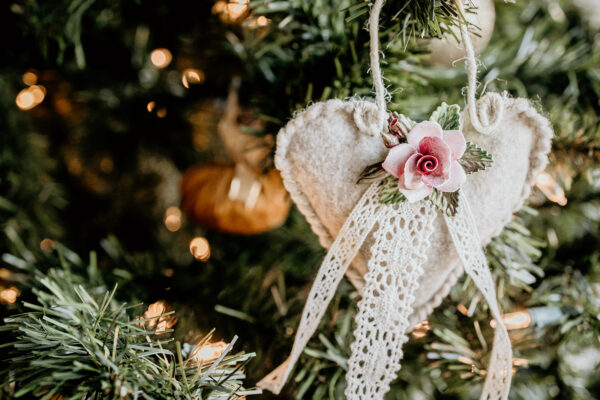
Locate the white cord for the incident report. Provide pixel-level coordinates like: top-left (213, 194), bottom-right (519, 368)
top-left (368, 0), bottom-right (388, 130)
top-left (369, 0), bottom-right (503, 135)
top-left (458, 8), bottom-right (504, 135)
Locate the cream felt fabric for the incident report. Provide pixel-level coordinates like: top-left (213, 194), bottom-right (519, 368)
top-left (276, 94), bottom-right (553, 328)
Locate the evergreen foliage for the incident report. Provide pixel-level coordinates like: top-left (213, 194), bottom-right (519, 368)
top-left (1, 0), bottom-right (599, 399)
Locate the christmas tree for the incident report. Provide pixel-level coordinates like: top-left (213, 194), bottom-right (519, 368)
top-left (1, 0), bottom-right (599, 399)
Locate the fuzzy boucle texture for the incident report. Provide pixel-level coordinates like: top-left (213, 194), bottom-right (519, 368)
top-left (275, 95), bottom-right (553, 328)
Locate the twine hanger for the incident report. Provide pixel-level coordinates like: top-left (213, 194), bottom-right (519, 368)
top-left (368, 0), bottom-right (504, 135)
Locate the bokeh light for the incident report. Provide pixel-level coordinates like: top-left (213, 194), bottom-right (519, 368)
top-left (0, 287), bottom-right (20, 304)
top-left (182, 69), bottom-right (205, 89)
top-left (491, 311), bottom-right (531, 330)
top-left (164, 207), bottom-right (182, 232)
top-left (150, 48), bottom-right (172, 68)
top-left (191, 340), bottom-right (228, 363)
top-left (16, 90), bottom-right (35, 110)
top-left (100, 156), bottom-right (114, 173)
top-left (143, 301), bottom-right (176, 333)
top-left (189, 237), bottom-right (210, 261)
top-left (22, 71), bottom-right (38, 86)
top-left (212, 0), bottom-right (250, 23)
top-left (411, 320), bottom-right (430, 338)
top-left (156, 108), bottom-right (167, 118)
top-left (536, 172), bottom-right (567, 206)
top-left (249, 15), bottom-right (271, 27)
top-left (16, 85), bottom-right (46, 110)
top-left (40, 238), bottom-right (56, 252)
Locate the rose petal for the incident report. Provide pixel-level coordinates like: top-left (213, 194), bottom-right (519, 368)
top-left (417, 155), bottom-right (436, 170)
top-left (382, 143), bottom-right (417, 178)
top-left (436, 161), bottom-right (467, 192)
top-left (443, 130), bottom-right (467, 161)
top-left (407, 121), bottom-right (443, 148)
top-left (398, 183), bottom-right (432, 203)
top-left (422, 172), bottom-right (446, 187)
top-left (403, 153), bottom-right (424, 189)
top-left (418, 136), bottom-right (452, 179)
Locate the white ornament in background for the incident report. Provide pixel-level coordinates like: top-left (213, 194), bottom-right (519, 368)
top-left (425, 0), bottom-right (495, 67)
top-left (572, 0), bottom-right (600, 31)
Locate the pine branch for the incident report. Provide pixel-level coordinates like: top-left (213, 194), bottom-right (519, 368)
top-left (0, 245), bottom-right (259, 400)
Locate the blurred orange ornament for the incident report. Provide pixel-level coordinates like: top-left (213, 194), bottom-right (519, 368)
top-left (181, 164), bottom-right (290, 234)
top-left (181, 77), bottom-right (290, 234)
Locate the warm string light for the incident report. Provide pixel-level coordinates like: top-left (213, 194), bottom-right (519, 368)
top-left (156, 107), bottom-right (167, 118)
top-left (22, 71), bottom-right (38, 86)
top-left (456, 303), bottom-right (469, 316)
top-left (150, 48), bottom-right (172, 69)
top-left (212, 0), bottom-right (250, 23)
top-left (16, 85), bottom-right (46, 110)
top-left (490, 310), bottom-right (531, 330)
top-left (99, 156), bottom-right (114, 173)
top-left (0, 286), bottom-right (20, 304)
top-left (248, 15), bottom-right (271, 27)
top-left (411, 320), bottom-right (431, 338)
top-left (189, 237), bottom-right (211, 261)
top-left (142, 301), bottom-right (176, 333)
top-left (182, 69), bottom-right (205, 88)
top-left (40, 238), bottom-right (56, 252)
top-left (536, 171), bottom-right (567, 205)
top-left (66, 153), bottom-right (83, 175)
top-left (513, 357), bottom-right (529, 367)
top-left (146, 101), bottom-right (167, 118)
top-left (191, 340), bottom-right (228, 363)
top-left (164, 206), bottom-right (182, 232)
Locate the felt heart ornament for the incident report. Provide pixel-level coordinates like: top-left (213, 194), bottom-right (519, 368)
top-left (260, 95), bottom-right (552, 400)
top-left (275, 95), bottom-right (552, 327)
top-left (257, 1), bottom-right (553, 399)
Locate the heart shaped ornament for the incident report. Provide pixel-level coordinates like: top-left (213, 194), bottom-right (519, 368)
top-left (259, 94), bottom-right (552, 399)
top-left (258, 1), bottom-right (553, 398)
top-left (276, 95), bottom-right (552, 327)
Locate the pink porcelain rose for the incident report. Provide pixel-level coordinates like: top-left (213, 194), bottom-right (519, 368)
top-left (382, 121), bottom-right (467, 202)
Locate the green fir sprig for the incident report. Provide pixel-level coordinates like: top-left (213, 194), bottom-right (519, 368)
top-left (0, 246), bottom-right (259, 400)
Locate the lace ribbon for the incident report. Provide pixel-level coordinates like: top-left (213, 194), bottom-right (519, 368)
top-left (444, 191), bottom-right (512, 400)
top-left (258, 182), bottom-right (513, 400)
top-left (257, 181), bottom-right (387, 394)
top-left (345, 200), bottom-right (436, 398)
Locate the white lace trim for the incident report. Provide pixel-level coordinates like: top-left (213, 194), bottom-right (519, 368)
top-left (257, 181), bottom-right (386, 394)
top-left (258, 183), bottom-right (513, 400)
top-left (444, 191), bottom-right (512, 400)
top-left (346, 201), bottom-right (436, 398)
